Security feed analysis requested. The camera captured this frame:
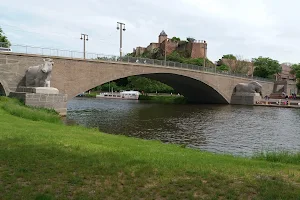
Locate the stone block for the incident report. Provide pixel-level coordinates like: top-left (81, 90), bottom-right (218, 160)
top-left (8, 91), bottom-right (67, 114)
top-left (34, 87), bottom-right (59, 94)
top-left (16, 87), bottom-right (59, 94)
top-left (231, 92), bottom-right (262, 105)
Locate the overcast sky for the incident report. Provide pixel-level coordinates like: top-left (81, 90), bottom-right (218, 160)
top-left (1, 0), bottom-right (299, 63)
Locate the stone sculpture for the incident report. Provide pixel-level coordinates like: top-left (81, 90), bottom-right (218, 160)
top-left (25, 58), bottom-right (54, 87)
top-left (234, 81), bottom-right (262, 95)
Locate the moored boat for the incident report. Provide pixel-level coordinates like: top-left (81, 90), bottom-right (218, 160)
top-left (96, 90), bottom-right (141, 100)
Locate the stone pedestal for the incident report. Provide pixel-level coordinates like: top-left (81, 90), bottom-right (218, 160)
top-left (16, 87), bottom-right (59, 94)
top-left (231, 92), bottom-right (262, 105)
top-left (9, 87), bottom-right (67, 115)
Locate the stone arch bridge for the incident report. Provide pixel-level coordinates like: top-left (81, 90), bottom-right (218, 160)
top-left (0, 52), bottom-right (274, 106)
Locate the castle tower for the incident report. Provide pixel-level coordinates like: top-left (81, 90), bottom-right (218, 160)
top-left (158, 30), bottom-right (167, 43)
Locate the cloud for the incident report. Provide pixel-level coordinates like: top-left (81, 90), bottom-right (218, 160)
top-left (1, 0), bottom-right (300, 63)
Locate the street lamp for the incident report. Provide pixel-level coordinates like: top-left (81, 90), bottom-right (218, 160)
top-left (80, 33), bottom-right (89, 59)
top-left (117, 22), bottom-right (126, 58)
top-left (203, 40), bottom-right (207, 68)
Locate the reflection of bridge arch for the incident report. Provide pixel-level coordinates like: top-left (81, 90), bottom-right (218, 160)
top-left (0, 53), bottom-right (274, 104)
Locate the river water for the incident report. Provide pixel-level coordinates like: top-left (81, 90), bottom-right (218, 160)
top-left (66, 98), bottom-right (300, 156)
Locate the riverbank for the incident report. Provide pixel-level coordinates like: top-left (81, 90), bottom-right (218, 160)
top-left (79, 92), bottom-right (187, 104)
top-left (1, 97), bottom-right (300, 199)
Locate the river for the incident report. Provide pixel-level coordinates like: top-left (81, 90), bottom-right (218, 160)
top-left (66, 98), bottom-right (300, 156)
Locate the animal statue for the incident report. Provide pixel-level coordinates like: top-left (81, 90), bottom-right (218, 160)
top-left (234, 81), bottom-right (262, 96)
top-left (25, 58), bottom-right (54, 87)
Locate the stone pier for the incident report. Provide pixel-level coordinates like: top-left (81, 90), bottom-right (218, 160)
top-left (9, 87), bottom-right (67, 115)
top-left (231, 92), bottom-right (262, 105)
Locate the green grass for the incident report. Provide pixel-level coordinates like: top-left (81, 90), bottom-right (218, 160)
top-left (139, 95), bottom-right (187, 104)
top-left (0, 97), bottom-right (61, 124)
top-left (253, 151), bottom-right (300, 165)
top-left (1, 98), bottom-right (300, 199)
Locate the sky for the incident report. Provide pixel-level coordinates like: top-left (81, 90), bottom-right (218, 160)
top-left (1, 0), bottom-right (299, 63)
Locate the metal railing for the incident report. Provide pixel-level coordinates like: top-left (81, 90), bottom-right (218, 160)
top-left (0, 42), bottom-right (272, 82)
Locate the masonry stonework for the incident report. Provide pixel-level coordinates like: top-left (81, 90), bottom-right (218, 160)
top-left (134, 30), bottom-right (208, 59)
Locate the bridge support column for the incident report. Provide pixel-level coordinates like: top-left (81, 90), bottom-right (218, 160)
top-left (9, 87), bottom-right (67, 116)
top-left (231, 92), bottom-right (262, 105)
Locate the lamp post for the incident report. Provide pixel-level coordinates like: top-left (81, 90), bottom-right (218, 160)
top-left (117, 22), bottom-right (126, 58)
top-left (80, 33), bottom-right (89, 59)
top-left (203, 40), bottom-right (207, 68)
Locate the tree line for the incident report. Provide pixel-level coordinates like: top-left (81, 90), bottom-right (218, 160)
top-left (91, 76), bottom-right (174, 93)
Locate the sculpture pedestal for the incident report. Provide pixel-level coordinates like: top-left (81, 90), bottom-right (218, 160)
top-left (231, 92), bottom-right (262, 105)
top-left (16, 87), bottom-right (59, 94)
top-left (9, 87), bottom-right (67, 115)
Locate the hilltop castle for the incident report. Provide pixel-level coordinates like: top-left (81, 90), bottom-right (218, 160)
top-left (133, 30), bottom-right (207, 59)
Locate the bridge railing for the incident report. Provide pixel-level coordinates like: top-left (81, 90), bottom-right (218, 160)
top-left (0, 42), bottom-right (272, 82)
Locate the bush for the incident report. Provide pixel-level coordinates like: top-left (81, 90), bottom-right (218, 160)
top-left (217, 64), bottom-right (230, 71)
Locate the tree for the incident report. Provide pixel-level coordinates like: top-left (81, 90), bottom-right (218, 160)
top-left (252, 57), bottom-right (281, 78)
top-left (291, 64), bottom-right (300, 90)
top-left (234, 55), bottom-right (250, 74)
top-left (171, 37), bottom-right (180, 42)
top-left (0, 27), bottom-right (11, 48)
top-left (290, 64), bottom-right (300, 77)
top-left (217, 64), bottom-right (230, 71)
top-left (222, 54), bottom-right (236, 60)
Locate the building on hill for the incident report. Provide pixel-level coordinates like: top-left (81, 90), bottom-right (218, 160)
top-left (133, 30), bottom-right (207, 59)
top-left (275, 63), bottom-right (296, 81)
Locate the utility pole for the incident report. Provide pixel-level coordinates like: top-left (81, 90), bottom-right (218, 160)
top-left (80, 33), bottom-right (89, 59)
top-left (117, 22), bottom-right (126, 58)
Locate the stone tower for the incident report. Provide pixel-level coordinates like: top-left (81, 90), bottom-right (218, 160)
top-left (158, 30), bottom-right (167, 43)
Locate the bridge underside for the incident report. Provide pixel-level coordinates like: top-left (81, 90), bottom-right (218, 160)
top-left (141, 73), bottom-right (228, 104)
top-left (0, 82), bottom-right (7, 96)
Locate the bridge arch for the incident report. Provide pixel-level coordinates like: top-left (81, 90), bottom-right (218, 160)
top-left (141, 73), bottom-right (228, 103)
top-left (69, 72), bottom-right (229, 104)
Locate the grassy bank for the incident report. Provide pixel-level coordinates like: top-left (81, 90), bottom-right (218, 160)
top-left (1, 98), bottom-right (300, 199)
top-left (139, 94), bottom-right (187, 104)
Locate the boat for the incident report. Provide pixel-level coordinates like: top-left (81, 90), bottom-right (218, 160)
top-left (96, 90), bottom-right (141, 100)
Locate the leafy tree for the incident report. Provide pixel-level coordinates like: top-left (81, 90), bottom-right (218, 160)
top-left (222, 54), bottom-right (237, 60)
top-left (100, 82), bottom-right (120, 92)
top-left (291, 64), bottom-right (300, 90)
top-left (166, 51), bottom-right (184, 63)
top-left (252, 57), bottom-right (281, 78)
top-left (127, 76), bottom-right (174, 93)
top-left (0, 27), bottom-right (10, 47)
top-left (171, 37), bottom-right (180, 42)
top-left (291, 64), bottom-right (300, 77)
top-left (217, 64), bottom-right (230, 71)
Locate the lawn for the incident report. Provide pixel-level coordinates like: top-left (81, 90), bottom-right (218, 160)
top-left (0, 97), bottom-right (300, 199)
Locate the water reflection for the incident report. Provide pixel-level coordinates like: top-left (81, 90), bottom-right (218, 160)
top-left (67, 98), bottom-right (300, 156)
